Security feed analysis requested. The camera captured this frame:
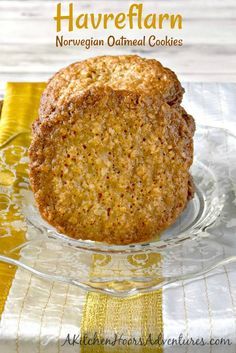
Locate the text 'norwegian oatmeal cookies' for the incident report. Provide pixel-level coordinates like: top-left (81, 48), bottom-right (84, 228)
top-left (29, 86), bottom-right (194, 245)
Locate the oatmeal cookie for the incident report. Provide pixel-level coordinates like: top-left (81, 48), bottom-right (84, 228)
top-left (38, 55), bottom-right (184, 122)
top-left (29, 86), bottom-right (194, 245)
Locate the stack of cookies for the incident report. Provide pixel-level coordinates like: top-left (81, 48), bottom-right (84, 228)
top-left (29, 55), bottom-right (195, 245)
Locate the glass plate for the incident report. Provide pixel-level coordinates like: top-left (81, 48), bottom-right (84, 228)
top-left (0, 125), bottom-right (236, 297)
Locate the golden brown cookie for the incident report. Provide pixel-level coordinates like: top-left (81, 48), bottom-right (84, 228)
top-left (38, 55), bottom-right (184, 122)
top-left (29, 86), bottom-right (194, 245)
top-left (176, 106), bottom-right (195, 137)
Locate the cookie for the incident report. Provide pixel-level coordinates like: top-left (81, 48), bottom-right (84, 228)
top-left (29, 86), bottom-right (194, 245)
top-left (38, 55), bottom-right (184, 122)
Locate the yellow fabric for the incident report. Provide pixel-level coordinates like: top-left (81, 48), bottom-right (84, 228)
top-left (0, 83), bottom-right (163, 351)
top-left (0, 82), bottom-right (46, 146)
top-left (81, 252), bottom-right (163, 352)
top-left (81, 291), bottom-right (163, 352)
top-left (0, 83), bottom-right (45, 317)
